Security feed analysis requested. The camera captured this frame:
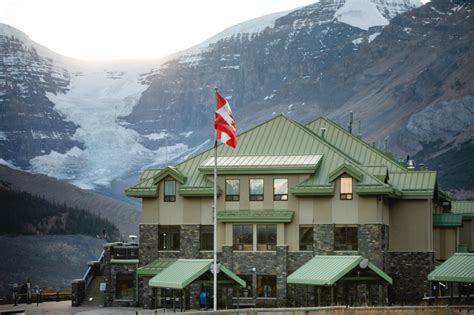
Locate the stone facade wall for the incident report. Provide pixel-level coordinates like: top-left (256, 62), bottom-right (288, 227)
top-left (314, 224), bottom-right (334, 254)
top-left (180, 225), bottom-right (200, 258)
top-left (139, 224), bottom-right (159, 266)
top-left (358, 224), bottom-right (388, 268)
top-left (387, 251), bottom-right (435, 304)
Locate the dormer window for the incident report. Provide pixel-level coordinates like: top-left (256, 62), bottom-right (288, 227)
top-left (164, 180), bottom-right (176, 202)
top-left (340, 175), bottom-right (353, 200)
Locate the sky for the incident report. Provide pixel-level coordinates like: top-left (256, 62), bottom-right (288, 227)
top-left (0, 0), bottom-right (319, 60)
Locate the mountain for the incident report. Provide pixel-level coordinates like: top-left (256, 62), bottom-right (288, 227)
top-left (0, 0), bottom-right (473, 198)
top-left (0, 165), bottom-right (140, 237)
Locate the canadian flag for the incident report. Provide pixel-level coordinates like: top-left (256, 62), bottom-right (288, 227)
top-left (214, 91), bottom-right (237, 148)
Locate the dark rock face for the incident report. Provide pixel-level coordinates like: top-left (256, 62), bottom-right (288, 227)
top-left (0, 28), bottom-right (82, 167)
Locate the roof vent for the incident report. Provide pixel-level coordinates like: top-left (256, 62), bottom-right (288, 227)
top-left (320, 128), bottom-right (327, 139)
top-left (407, 159), bottom-right (415, 170)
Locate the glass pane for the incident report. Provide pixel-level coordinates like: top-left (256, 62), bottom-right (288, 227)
top-left (164, 180), bottom-right (176, 195)
top-left (226, 179), bottom-right (240, 195)
top-left (243, 224), bottom-right (253, 245)
top-left (347, 227), bottom-right (358, 250)
top-left (334, 226), bottom-right (345, 250)
top-left (201, 225), bottom-right (213, 250)
top-left (116, 274), bottom-right (134, 299)
top-left (250, 179), bottom-right (264, 195)
top-left (299, 226), bottom-right (313, 250)
top-left (274, 179), bottom-right (288, 195)
top-left (267, 225), bottom-right (276, 244)
top-left (340, 177), bottom-right (352, 194)
top-left (257, 275), bottom-right (276, 297)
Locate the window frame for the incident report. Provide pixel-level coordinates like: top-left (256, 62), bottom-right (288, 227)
top-left (299, 225), bottom-right (313, 251)
top-left (225, 179), bottom-right (240, 202)
top-left (200, 225), bottom-right (213, 251)
top-left (340, 175), bottom-right (353, 200)
top-left (115, 273), bottom-right (134, 300)
top-left (249, 178), bottom-right (264, 201)
top-left (164, 180), bottom-right (177, 202)
top-left (232, 224), bottom-right (253, 251)
top-left (273, 178), bottom-right (288, 201)
top-left (257, 224), bottom-right (277, 251)
top-left (159, 225), bottom-right (180, 251)
top-left (334, 224), bottom-right (358, 251)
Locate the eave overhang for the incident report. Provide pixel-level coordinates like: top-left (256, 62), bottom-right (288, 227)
top-left (217, 210), bottom-right (294, 223)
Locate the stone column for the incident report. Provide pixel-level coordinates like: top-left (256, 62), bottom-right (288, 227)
top-left (221, 245), bottom-right (233, 268)
top-left (358, 224), bottom-right (385, 268)
top-left (71, 279), bottom-right (85, 306)
top-left (103, 243), bottom-right (114, 307)
top-left (314, 224), bottom-right (334, 254)
top-left (180, 225), bottom-right (200, 258)
top-left (276, 245), bottom-right (288, 307)
top-left (139, 224), bottom-right (159, 266)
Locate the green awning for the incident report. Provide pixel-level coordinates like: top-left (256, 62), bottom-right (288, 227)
top-left (287, 255), bottom-right (392, 286)
top-left (428, 253), bottom-right (474, 283)
top-left (149, 259), bottom-right (246, 289)
top-left (217, 210), bottom-right (294, 223)
top-left (137, 258), bottom-right (177, 277)
top-left (433, 213), bottom-right (463, 227)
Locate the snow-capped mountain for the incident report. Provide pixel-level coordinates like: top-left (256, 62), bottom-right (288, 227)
top-left (1, 0), bottom-right (473, 197)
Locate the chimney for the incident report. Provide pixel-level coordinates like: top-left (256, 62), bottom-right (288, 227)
top-left (320, 128), bottom-right (327, 139)
top-left (348, 111), bottom-right (353, 134)
top-left (407, 159), bottom-right (415, 170)
top-left (384, 136), bottom-right (389, 152)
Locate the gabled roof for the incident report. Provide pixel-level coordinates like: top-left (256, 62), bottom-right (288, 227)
top-left (287, 255), bottom-right (392, 286)
top-left (127, 115), bottom-right (439, 199)
top-left (328, 163), bottom-right (364, 182)
top-left (305, 117), bottom-right (407, 173)
top-left (148, 259), bottom-right (246, 289)
top-left (451, 201), bottom-right (474, 217)
top-left (428, 253), bottom-right (474, 283)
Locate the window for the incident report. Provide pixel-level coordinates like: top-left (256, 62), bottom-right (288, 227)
top-left (200, 225), bottom-right (213, 251)
top-left (299, 225), bottom-right (313, 251)
top-left (225, 179), bottom-right (240, 201)
top-left (257, 224), bottom-right (276, 251)
top-left (334, 225), bottom-right (358, 251)
top-left (340, 176), bottom-right (353, 200)
top-left (113, 245), bottom-right (139, 259)
top-left (159, 225), bottom-right (180, 250)
top-left (249, 179), bottom-right (264, 201)
top-left (237, 275), bottom-right (253, 297)
top-left (257, 275), bottom-right (276, 298)
top-left (164, 180), bottom-right (176, 202)
top-left (233, 224), bottom-right (253, 251)
top-left (273, 178), bottom-right (288, 201)
top-left (116, 274), bottom-right (134, 299)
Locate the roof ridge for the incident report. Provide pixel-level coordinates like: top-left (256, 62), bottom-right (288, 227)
top-left (306, 117), bottom-right (407, 172)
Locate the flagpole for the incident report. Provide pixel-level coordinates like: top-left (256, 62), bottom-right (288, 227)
top-left (213, 88), bottom-right (218, 311)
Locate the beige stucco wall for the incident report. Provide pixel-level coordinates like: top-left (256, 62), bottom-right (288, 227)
top-left (459, 219), bottom-right (474, 251)
top-left (434, 228), bottom-right (458, 260)
top-left (141, 198), bottom-right (159, 223)
top-left (389, 199), bottom-right (433, 251)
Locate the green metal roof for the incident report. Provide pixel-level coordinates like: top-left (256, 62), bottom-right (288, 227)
top-left (451, 201), bottom-right (474, 217)
top-left (388, 172), bottom-right (437, 198)
top-left (217, 210), bottom-right (294, 223)
top-left (198, 154), bottom-right (323, 174)
top-left (148, 259), bottom-right (245, 289)
top-left (433, 213), bottom-right (463, 228)
top-left (137, 258), bottom-right (177, 277)
top-left (428, 253), bottom-right (474, 283)
top-left (305, 117), bottom-right (406, 173)
top-left (152, 166), bottom-right (187, 185)
top-left (127, 115), bottom-right (439, 199)
top-left (287, 255), bottom-right (392, 286)
top-left (328, 163), bottom-right (364, 182)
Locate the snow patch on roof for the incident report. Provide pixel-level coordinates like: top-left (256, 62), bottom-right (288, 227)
top-left (334, 0), bottom-right (389, 31)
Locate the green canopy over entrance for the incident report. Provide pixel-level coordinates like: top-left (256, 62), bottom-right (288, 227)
top-left (287, 255), bottom-right (392, 286)
top-left (148, 259), bottom-right (246, 289)
top-left (428, 253), bottom-right (474, 283)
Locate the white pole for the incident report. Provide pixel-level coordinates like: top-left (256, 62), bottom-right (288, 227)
top-left (213, 89), bottom-right (218, 311)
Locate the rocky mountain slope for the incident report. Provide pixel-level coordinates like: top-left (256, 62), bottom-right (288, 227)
top-left (0, 0), bottom-right (472, 197)
top-left (0, 165), bottom-right (139, 236)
